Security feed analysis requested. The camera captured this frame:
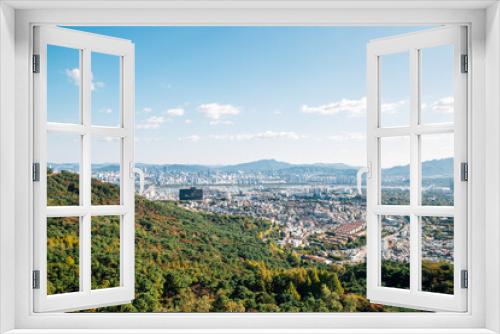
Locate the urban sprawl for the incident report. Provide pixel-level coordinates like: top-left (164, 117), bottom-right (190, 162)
top-left (58, 160), bottom-right (454, 267)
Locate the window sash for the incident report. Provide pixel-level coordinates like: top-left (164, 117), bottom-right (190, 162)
top-left (32, 26), bottom-right (135, 313)
top-left (366, 26), bottom-right (468, 312)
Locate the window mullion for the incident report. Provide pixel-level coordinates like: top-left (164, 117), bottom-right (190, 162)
top-left (374, 205), bottom-right (454, 217)
top-left (121, 50), bottom-right (135, 295)
top-left (373, 124), bottom-right (455, 138)
top-left (409, 48), bottom-right (421, 294)
top-left (81, 48), bottom-right (92, 293)
top-left (81, 48), bottom-right (91, 210)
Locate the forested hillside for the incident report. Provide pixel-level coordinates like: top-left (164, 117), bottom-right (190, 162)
top-left (46, 170), bottom-right (451, 312)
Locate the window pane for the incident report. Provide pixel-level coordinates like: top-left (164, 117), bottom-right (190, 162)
top-left (380, 215), bottom-right (410, 289)
top-left (91, 216), bottom-right (120, 289)
top-left (421, 133), bottom-right (454, 206)
top-left (420, 45), bottom-right (454, 125)
top-left (421, 216), bottom-right (454, 294)
top-left (91, 136), bottom-right (121, 205)
top-left (47, 132), bottom-right (81, 206)
top-left (92, 52), bottom-right (121, 127)
top-left (380, 136), bottom-right (410, 205)
top-left (47, 45), bottom-right (81, 124)
top-left (47, 217), bottom-right (80, 295)
top-left (379, 52), bottom-right (410, 128)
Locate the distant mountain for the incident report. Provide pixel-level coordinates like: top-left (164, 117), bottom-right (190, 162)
top-left (383, 158), bottom-right (453, 178)
top-left (48, 158), bottom-right (453, 179)
top-left (306, 162), bottom-right (355, 170)
top-left (422, 158), bottom-right (453, 177)
top-left (47, 162), bottom-right (79, 172)
top-left (48, 163), bottom-right (120, 173)
top-left (130, 159), bottom-right (360, 174)
top-left (220, 159), bottom-right (292, 172)
top-left (92, 163), bottom-right (121, 172)
top-left (136, 163), bottom-right (210, 173)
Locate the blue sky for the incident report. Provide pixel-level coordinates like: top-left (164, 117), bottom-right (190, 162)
top-left (47, 26), bottom-right (454, 166)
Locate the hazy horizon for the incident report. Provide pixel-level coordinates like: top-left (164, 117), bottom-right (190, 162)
top-left (48, 156), bottom-right (452, 169)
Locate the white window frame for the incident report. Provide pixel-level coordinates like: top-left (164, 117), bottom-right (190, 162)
top-left (0, 1), bottom-right (499, 333)
top-left (366, 26), bottom-right (468, 312)
top-left (32, 26), bottom-right (135, 312)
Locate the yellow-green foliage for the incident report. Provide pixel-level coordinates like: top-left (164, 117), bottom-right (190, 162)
top-left (46, 171), bottom-right (452, 312)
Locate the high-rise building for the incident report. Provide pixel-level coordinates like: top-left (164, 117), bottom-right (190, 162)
top-left (179, 187), bottom-right (203, 201)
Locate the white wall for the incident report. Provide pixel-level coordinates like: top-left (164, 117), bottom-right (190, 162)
top-left (0, 2), bottom-right (16, 333)
top-left (1, 2), bottom-right (498, 332)
top-left (485, 2), bottom-right (500, 333)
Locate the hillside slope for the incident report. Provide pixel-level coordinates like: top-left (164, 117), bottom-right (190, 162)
top-left (46, 171), bottom-right (450, 312)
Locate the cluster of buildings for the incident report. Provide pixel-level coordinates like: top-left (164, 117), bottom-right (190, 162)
top-left (379, 216), bottom-right (454, 265)
top-left (422, 217), bottom-right (454, 262)
top-left (92, 170), bottom-right (120, 185)
top-left (88, 166), bottom-right (453, 267)
top-left (177, 184), bottom-right (368, 264)
top-left (381, 217), bottom-right (411, 264)
top-left (136, 167), bottom-right (357, 189)
top-left (335, 220), bottom-right (366, 238)
top-left (176, 186), bottom-right (452, 266)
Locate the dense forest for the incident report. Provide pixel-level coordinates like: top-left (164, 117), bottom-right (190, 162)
top-left (46, 170), bottom-right (453, 312)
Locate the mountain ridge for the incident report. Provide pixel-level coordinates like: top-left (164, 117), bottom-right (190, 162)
top-left (50, 157), bottom-right (453, 178)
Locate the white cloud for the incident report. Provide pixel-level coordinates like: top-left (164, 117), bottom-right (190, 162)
top-left (98, 136), bottom-right (120, 143)
top-left (98, 108), bottom-right (113, 114)
top-left (209, 120), bottom-right (234, 126)
top-left (198, 103), bottom-right (240, 120)
top-left (135, 136), bottom-right (164, 143)
top-left (421, 133), bottom-right (454, 160)
top-left (301, 97), bottom-right (367, 117)
top-left (92, 81), bottom-right (105, 90)
top-left (381, 100), bottom-right (407, 114)
top-left (142, 107), bottom-right (153, 113)
top-left (178, 135), bottom-right (200, 143)
top-left (431, 96), bottom-right (454, 114)
top-left (165, 108), bottom-right (185, 117)
top-left (301, 97), bottom-right (407, 117)
top-left (65, 68), bottom-right (81, 86)
top-left (65, 68), bottom-right (104, 91)
top-left (184, 119), bottom-right (192, 124)
top-left (327, 132), bottom-right (366, 142)
top-left (211, 131), bottom-right (304, 141)
top-left (136, 116), bottom-right (166, 129)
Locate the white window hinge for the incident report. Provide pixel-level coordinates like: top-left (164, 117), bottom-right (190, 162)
top-left (461, 269), bottom-right (468, 289)
top-left (33, 270), bottom-right (40, 289)
top-left (33, 162), bottom-right (40, 182)
top-left (461, 162), bottom-right (468, 182)
top-left (461, 54), bottom-right (468, 74)
top-left (33, 54), bottom-right (40, 73)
